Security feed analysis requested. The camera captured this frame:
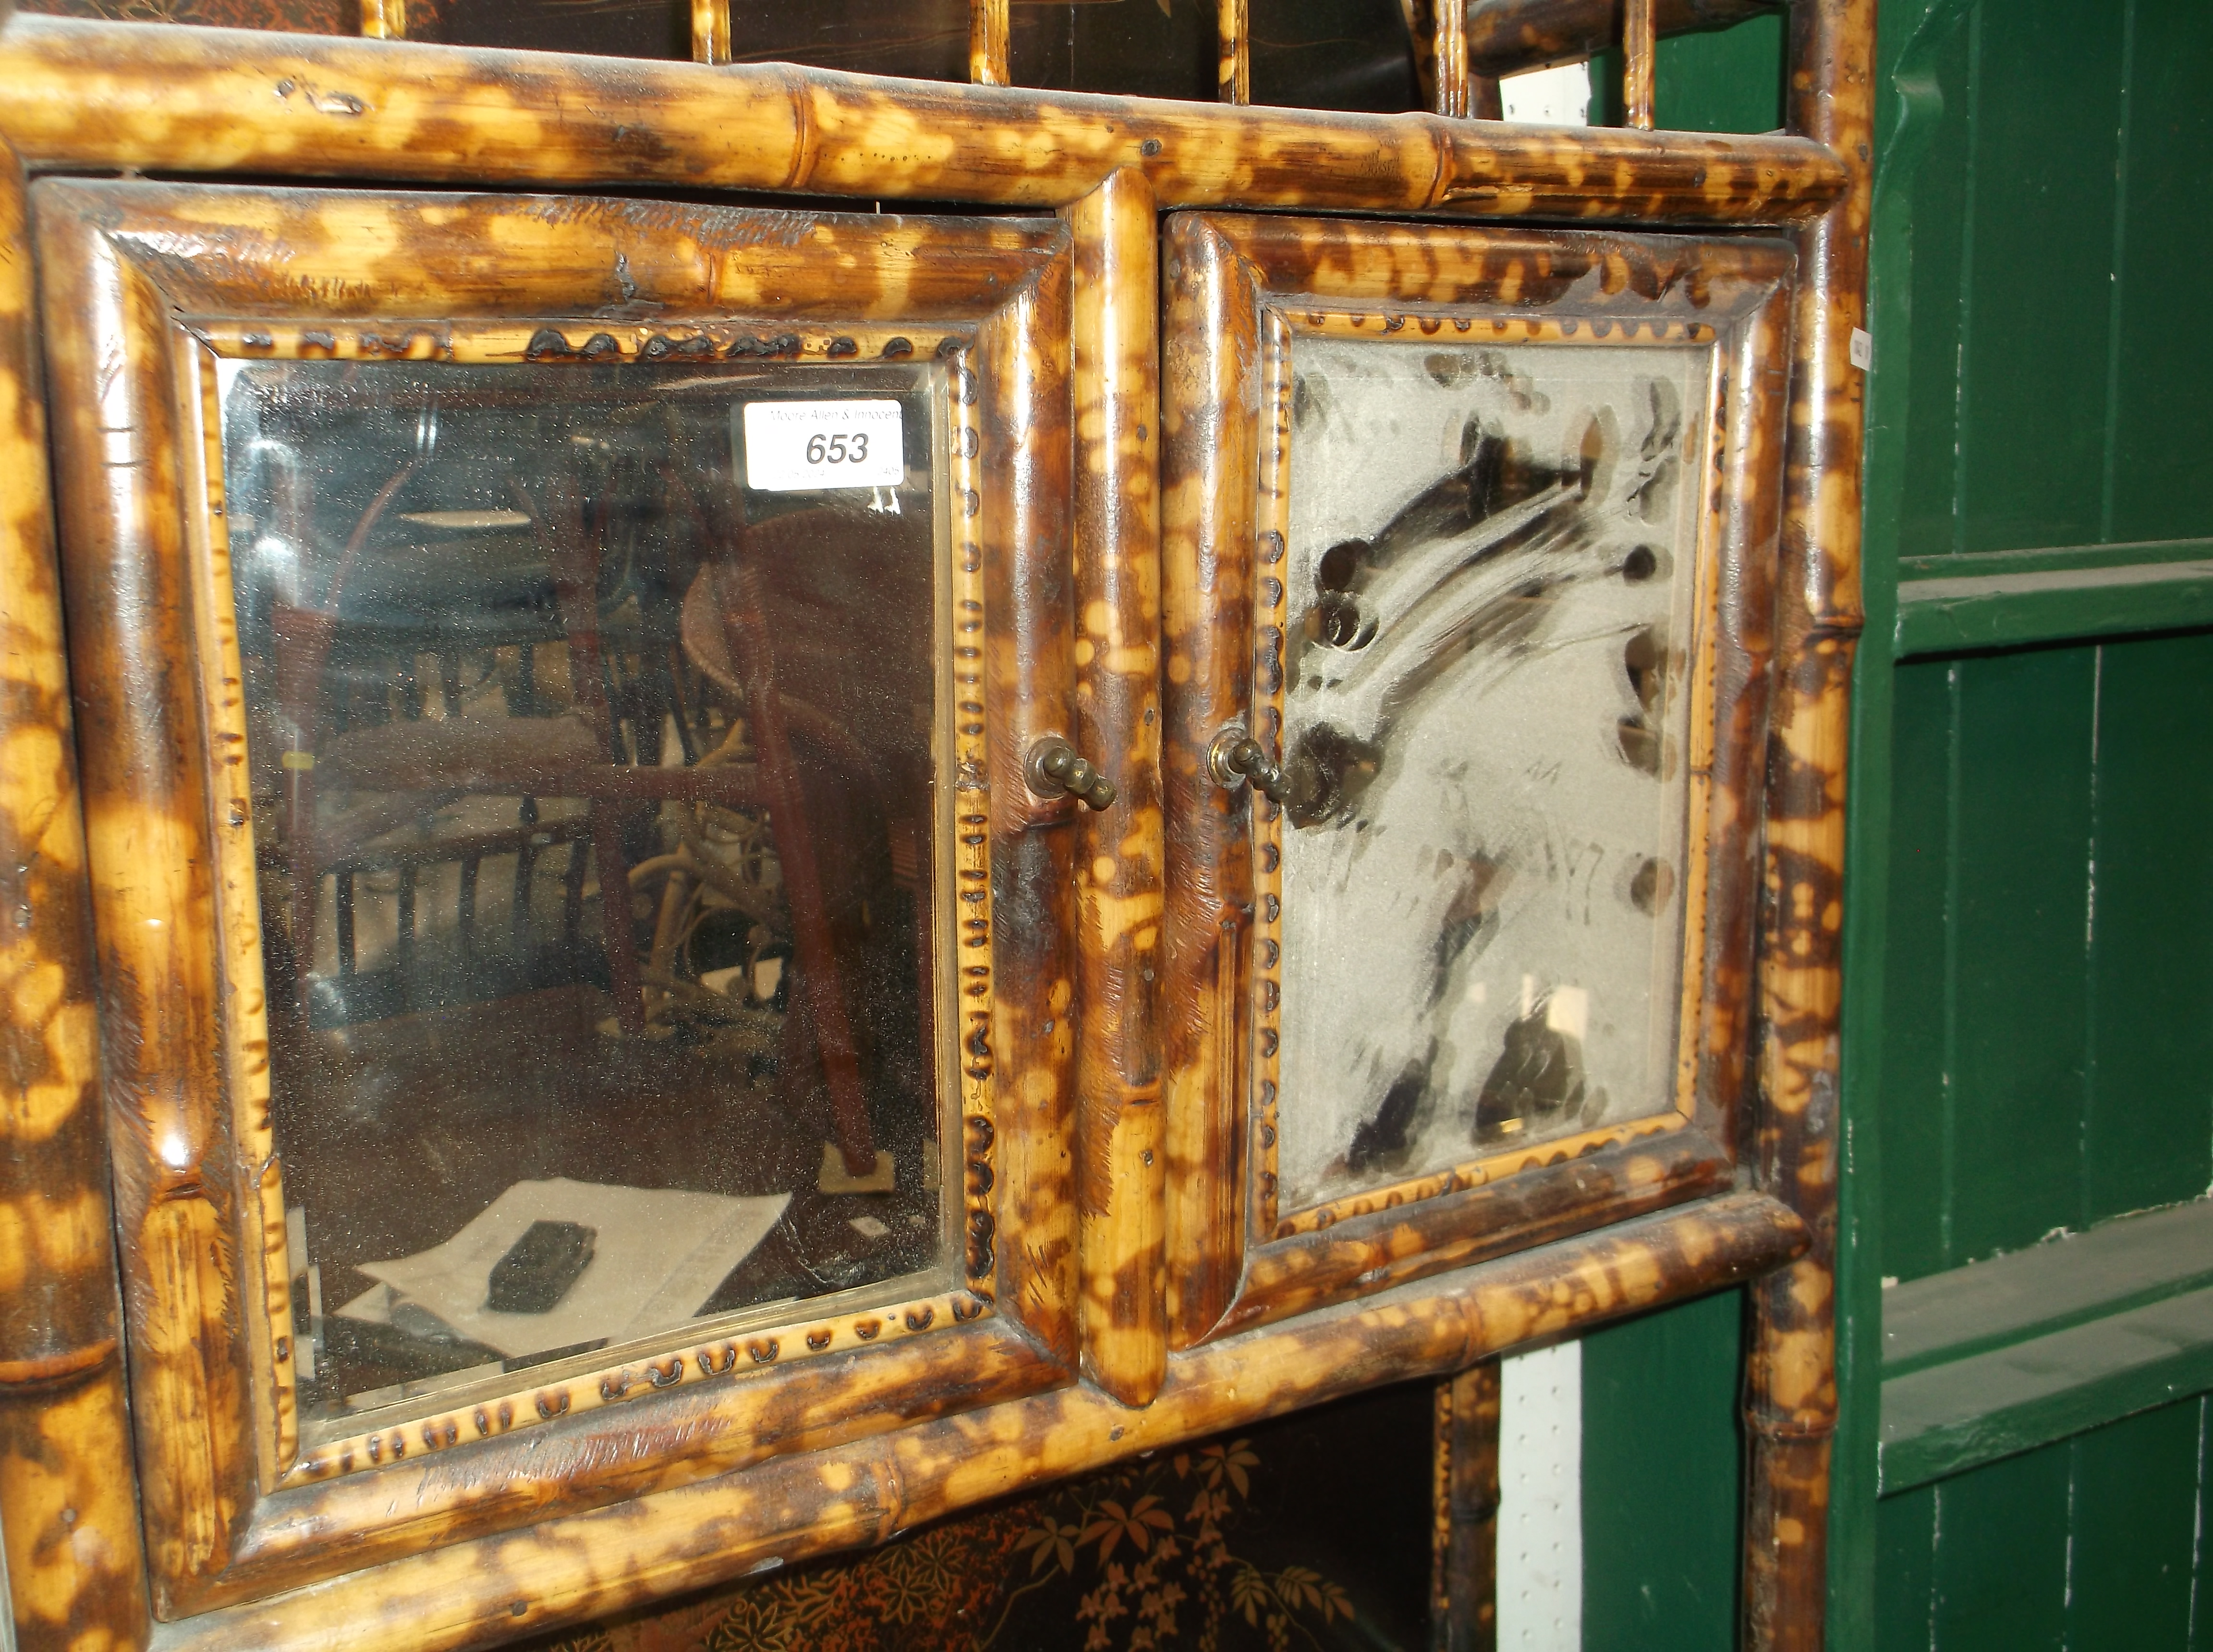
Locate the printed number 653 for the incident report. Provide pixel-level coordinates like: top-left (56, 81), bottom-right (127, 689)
top-left (805, 431), bottom-right (869, 464)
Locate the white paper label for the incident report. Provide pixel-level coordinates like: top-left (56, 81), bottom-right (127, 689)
top-left (742, 399), bottom-right (904, 491)
top-left (1849, 327), bottom-right (1874, 371)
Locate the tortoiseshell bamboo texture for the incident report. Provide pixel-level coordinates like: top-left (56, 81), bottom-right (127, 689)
top-left (1430, 1362), bottom-right (1500, 1652)
top-left (1623, 0), bottom-right (1657, 128)
top-left (968, 0), bottom-right (1009, 85)
top-left (1742, 0), bottom-right (1873, 1644)
top-left (1433, 0), bottom-right (1471, 117)
top-left (0, 17), bottom-right (1845, 228)
top-left (1464, 0), bottom-right (1779, 78)
top-left (1063, 170), bottom-right (1167, 1408)
top-left (34, 179), bottom-right (1082, 1617)
top-left (359, 0), bottom-right (404, 38)
top-left (1159, 213), bottom-right (1793, 1349)
top-left (691, 0), bottom-right (730, 65)
top-left (1216, 0), bottom-right (1249, 104)
top-left (0, 137), bottom-right (154, 1652)
top-left (154, 1190), bottom-right (1804, 1652)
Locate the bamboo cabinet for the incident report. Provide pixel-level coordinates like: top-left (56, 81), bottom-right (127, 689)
top-left (0, 7), bottom-right (1871, 1649)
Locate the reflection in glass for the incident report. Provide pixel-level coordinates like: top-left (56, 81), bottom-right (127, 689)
top-left (217, 358), bottom-right (947, 1429)
top-left (1276, 338), bottom-right (1704, 1209)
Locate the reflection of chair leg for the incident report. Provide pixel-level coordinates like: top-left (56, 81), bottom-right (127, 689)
top-left (516, 476), bottom-right (649, 1037)
top-left (711, 559), bottom-right (885, 1186)
top-left (271, 602), bottom-right (340, 1024)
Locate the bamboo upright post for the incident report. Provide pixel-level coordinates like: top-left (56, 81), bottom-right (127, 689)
top-left (1217, 0), bottom-right (1250, 103)
top-left (1433, 0), bottom-right (1470, 117)
top-left (1742, 0), bottom-right (1875, 1643)
top-left (1063, 168), bottom-right (1167, 1407)
top-left (1430, 1363), bottom-right (1502, 1651)
top-left (1466, 0), bottom-right (1779, 79)
top-left (969, 0), bottom-right (1009, 85)
top-left (0, 138), bottom-right (155, 1652)
top-left (1622, 0), bottom-right (1657, 127)
top-left (0, 20), bottom-right (1849, 225)
top-left (358, 0), bottom-right (404, 37)
top-left (690, 0), bottom-right (730, 64)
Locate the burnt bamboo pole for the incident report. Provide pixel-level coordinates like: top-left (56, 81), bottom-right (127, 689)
top-left (1742, 0), bottom-right (1874, 1644)
top-left (1465, 0), bottom-right (1779, 79)
top-left (1430, 1363), bottom-right (1500, 1652)
top-left (1434, 0), bottom-right (1471, 117)
top-left (690, 0), bottom-right (730, 65)
top-left (1063, 169), bottom-right (1166, 1408)
top-left (357, 0), bottom-right (404, 39)
top-left (969, 0), bottom-right (1010, 86)
top-left (0, 135), bottom-right (155, 1652)
top-left (40, 160), bottom-right (266, 1624)
top-left (158, 1191), bottom-right (1804, 1652)
top-left (1216, 0), bottom-right (1250, 104)
top-left (1622, 0), bottom-right (1657, 128)
top-left (0, 17), bottom-right (1847, 226)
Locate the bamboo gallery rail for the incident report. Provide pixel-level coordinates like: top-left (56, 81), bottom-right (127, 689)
top-left (0, 8), bottom-right (1870, 1652)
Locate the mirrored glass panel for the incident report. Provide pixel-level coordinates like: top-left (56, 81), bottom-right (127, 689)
top-left (217, 357), bottom-right (949, 1430)
top-left (1276, 337), bottom-right (1704, 1209)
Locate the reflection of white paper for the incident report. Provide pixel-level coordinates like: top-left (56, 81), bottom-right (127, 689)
top-left (350, 1179), bottom-right (790, 1359)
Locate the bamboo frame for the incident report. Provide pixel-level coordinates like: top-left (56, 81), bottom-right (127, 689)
top-left (0, 18), bottom-right (1842, 227)
top-left (691, 0), bottom-right (730, 65)
top-left (0, 138), bottom-right (155, 1652)
top-left (0, 2), bottom-right (1874, 1643)
top-left (1216, 0), bottom-right (1250, 104)
top-left (1063, 170), bottom-right (1168, 1407)
top-left (359, 0), bottom-right (404, 38)
top-left (1623, 0), bottom-right (1658, 129)
top-left (1159, 213), bottom-right (1794, 1347)
top-left (1433, 0), bottom-right (1471, 117)
top-left (1466, 0), bottom-right (1781, 79)
top-left (1430, 1362), bottom-right (1501, 1652)
top-left (1741, 0), bottom-right (1874, 1643)
top-left (159, 1191), bottom-right (1805, 1652)
top-left (968, 0), bottom-right (1009, 85)
top-left (35, 179), bottom-right (1082, 1618)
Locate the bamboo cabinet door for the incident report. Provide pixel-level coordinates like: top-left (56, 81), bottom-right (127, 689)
top-left (1159, 215), bottom-right (1796, 1345)
top-left (33, 181), bottom-right (1088, 1616)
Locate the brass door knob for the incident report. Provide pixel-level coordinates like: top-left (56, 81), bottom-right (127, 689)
top-left (1208, 726), bottom-right (1289, 802)
top-left (1026, 735), bottom-right (1118, 810)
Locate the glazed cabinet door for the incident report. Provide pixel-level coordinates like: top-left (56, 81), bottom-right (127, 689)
top-left (1160, 215), bottom-right (1796, 1344)
top-left (35, 181), bottom-right (1084, 1616)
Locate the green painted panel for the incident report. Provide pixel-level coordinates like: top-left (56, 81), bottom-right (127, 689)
top-left (1894, 559), bottom-right (2213, 656)
top-left (1651, 11), bottom-right (1784, 134)
top-left (1947, 646), bottom-right (2094, 1261)
top-left (1581, 1289), bottom-right (1743, 1649)
top-left (2084, 630), bottom-right (2213, 1220)
top-left (1878, 661), bottom-right (1956, 1280)
top-left (2108, 3), bottom-right (2213, 543)
top-left (1891, 9), bottom-right (1975, 562)
top-left (2066, 1398), bottom-right (2202, 1650)
top-left (1881, 1281), bottom-right (2213, 1492)
top-left (1874, 1484), bottom-right (1937, 1652)
top-left (1955, 0), bottom-right (2123, 556)
top-left (1874, 1397), bottom-right (2212, 1652)
top-left (1930, 1446), bottom-right (2071, 1650)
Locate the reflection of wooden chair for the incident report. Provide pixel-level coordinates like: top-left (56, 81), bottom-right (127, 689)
top-left (666, 481), bottom-right (937, 1190)
top-left (674, 532), bottom-right (884, 1187)
top-left (270, 460), bottom-right (660, 1038)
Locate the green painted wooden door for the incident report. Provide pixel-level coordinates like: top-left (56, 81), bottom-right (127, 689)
top-left (1840, 0), bottom-right (2213, 1647)
top-left (1582, 2), bottom-right (2213, 1647)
